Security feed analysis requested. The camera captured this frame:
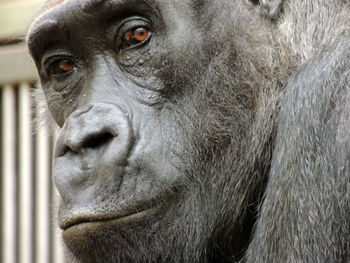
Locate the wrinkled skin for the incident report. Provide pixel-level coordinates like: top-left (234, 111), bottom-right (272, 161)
top-left (27, 0), bottom-right (350, 262)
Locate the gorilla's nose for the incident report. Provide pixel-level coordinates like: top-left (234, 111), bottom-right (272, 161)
top-left (54, 103), bottom-right (134, 184)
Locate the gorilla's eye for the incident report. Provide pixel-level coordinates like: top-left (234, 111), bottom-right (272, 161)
top-left (123, 27), bottom-right (150, 47)
top-left (49, 59), bottom-right (74, 76)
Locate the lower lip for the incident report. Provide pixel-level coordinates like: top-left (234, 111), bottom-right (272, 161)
top-left (63, 205), bottom-right (159, 232)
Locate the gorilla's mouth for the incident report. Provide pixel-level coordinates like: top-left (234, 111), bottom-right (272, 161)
top-left (60, 204), bottom-right (161, 231)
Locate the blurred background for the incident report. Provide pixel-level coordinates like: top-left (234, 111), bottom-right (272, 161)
top-left (0, 0), bottom-right (67, 262)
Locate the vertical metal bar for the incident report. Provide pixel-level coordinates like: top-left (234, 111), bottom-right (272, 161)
top-left (18, 82), bottom-right (34, 263)
top-left (50, 129), bottom-right (66, 263)
top-left (1, 84), bottom-right (17, 263)
top-left (35, 83), bottom-right (51, 263)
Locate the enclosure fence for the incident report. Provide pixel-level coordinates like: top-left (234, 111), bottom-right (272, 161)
top-left (0, 43), bottom-right (66, 263)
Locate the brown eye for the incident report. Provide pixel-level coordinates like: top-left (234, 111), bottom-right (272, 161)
top-left (123, 27), bottom-right (150, 47)
top-left (50, 59), bottom-right (74, 76)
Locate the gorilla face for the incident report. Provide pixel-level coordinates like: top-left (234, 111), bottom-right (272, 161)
top-left (27, 0), bottom-right (274, 262)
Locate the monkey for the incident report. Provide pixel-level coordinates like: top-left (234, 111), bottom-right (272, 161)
top-left (26, 0), bottom-right (350, 262)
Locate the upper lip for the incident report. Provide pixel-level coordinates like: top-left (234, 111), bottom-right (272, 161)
top-left (59, 202), bottom-right (159, 230)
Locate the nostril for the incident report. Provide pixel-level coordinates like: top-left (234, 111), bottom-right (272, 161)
top-left (56, 132), bottom-right (115, 158)
top-left (82, 132), bottom-right (115, 149)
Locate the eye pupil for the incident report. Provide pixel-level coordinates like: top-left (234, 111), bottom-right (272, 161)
top-left (59, 60), bottom-right (73, 71)
top-left (135, 28), bottom-right (146, 40)
top-left (49, 59), bottom-right (74, 76)
top-left (124, 27), bottom-right (150, 46)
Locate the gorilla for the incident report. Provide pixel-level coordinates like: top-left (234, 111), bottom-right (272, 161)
top-left (27, 0), bottom-right (350, 262)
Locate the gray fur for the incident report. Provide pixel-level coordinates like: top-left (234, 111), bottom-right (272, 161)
top-left (27, 0), bottom-right (350, 262)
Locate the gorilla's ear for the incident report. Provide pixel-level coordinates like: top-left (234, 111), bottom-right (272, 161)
top-left (259, 0), bottom-right (284, 18)
top-left (248, 0), bottom-right (284, 18)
